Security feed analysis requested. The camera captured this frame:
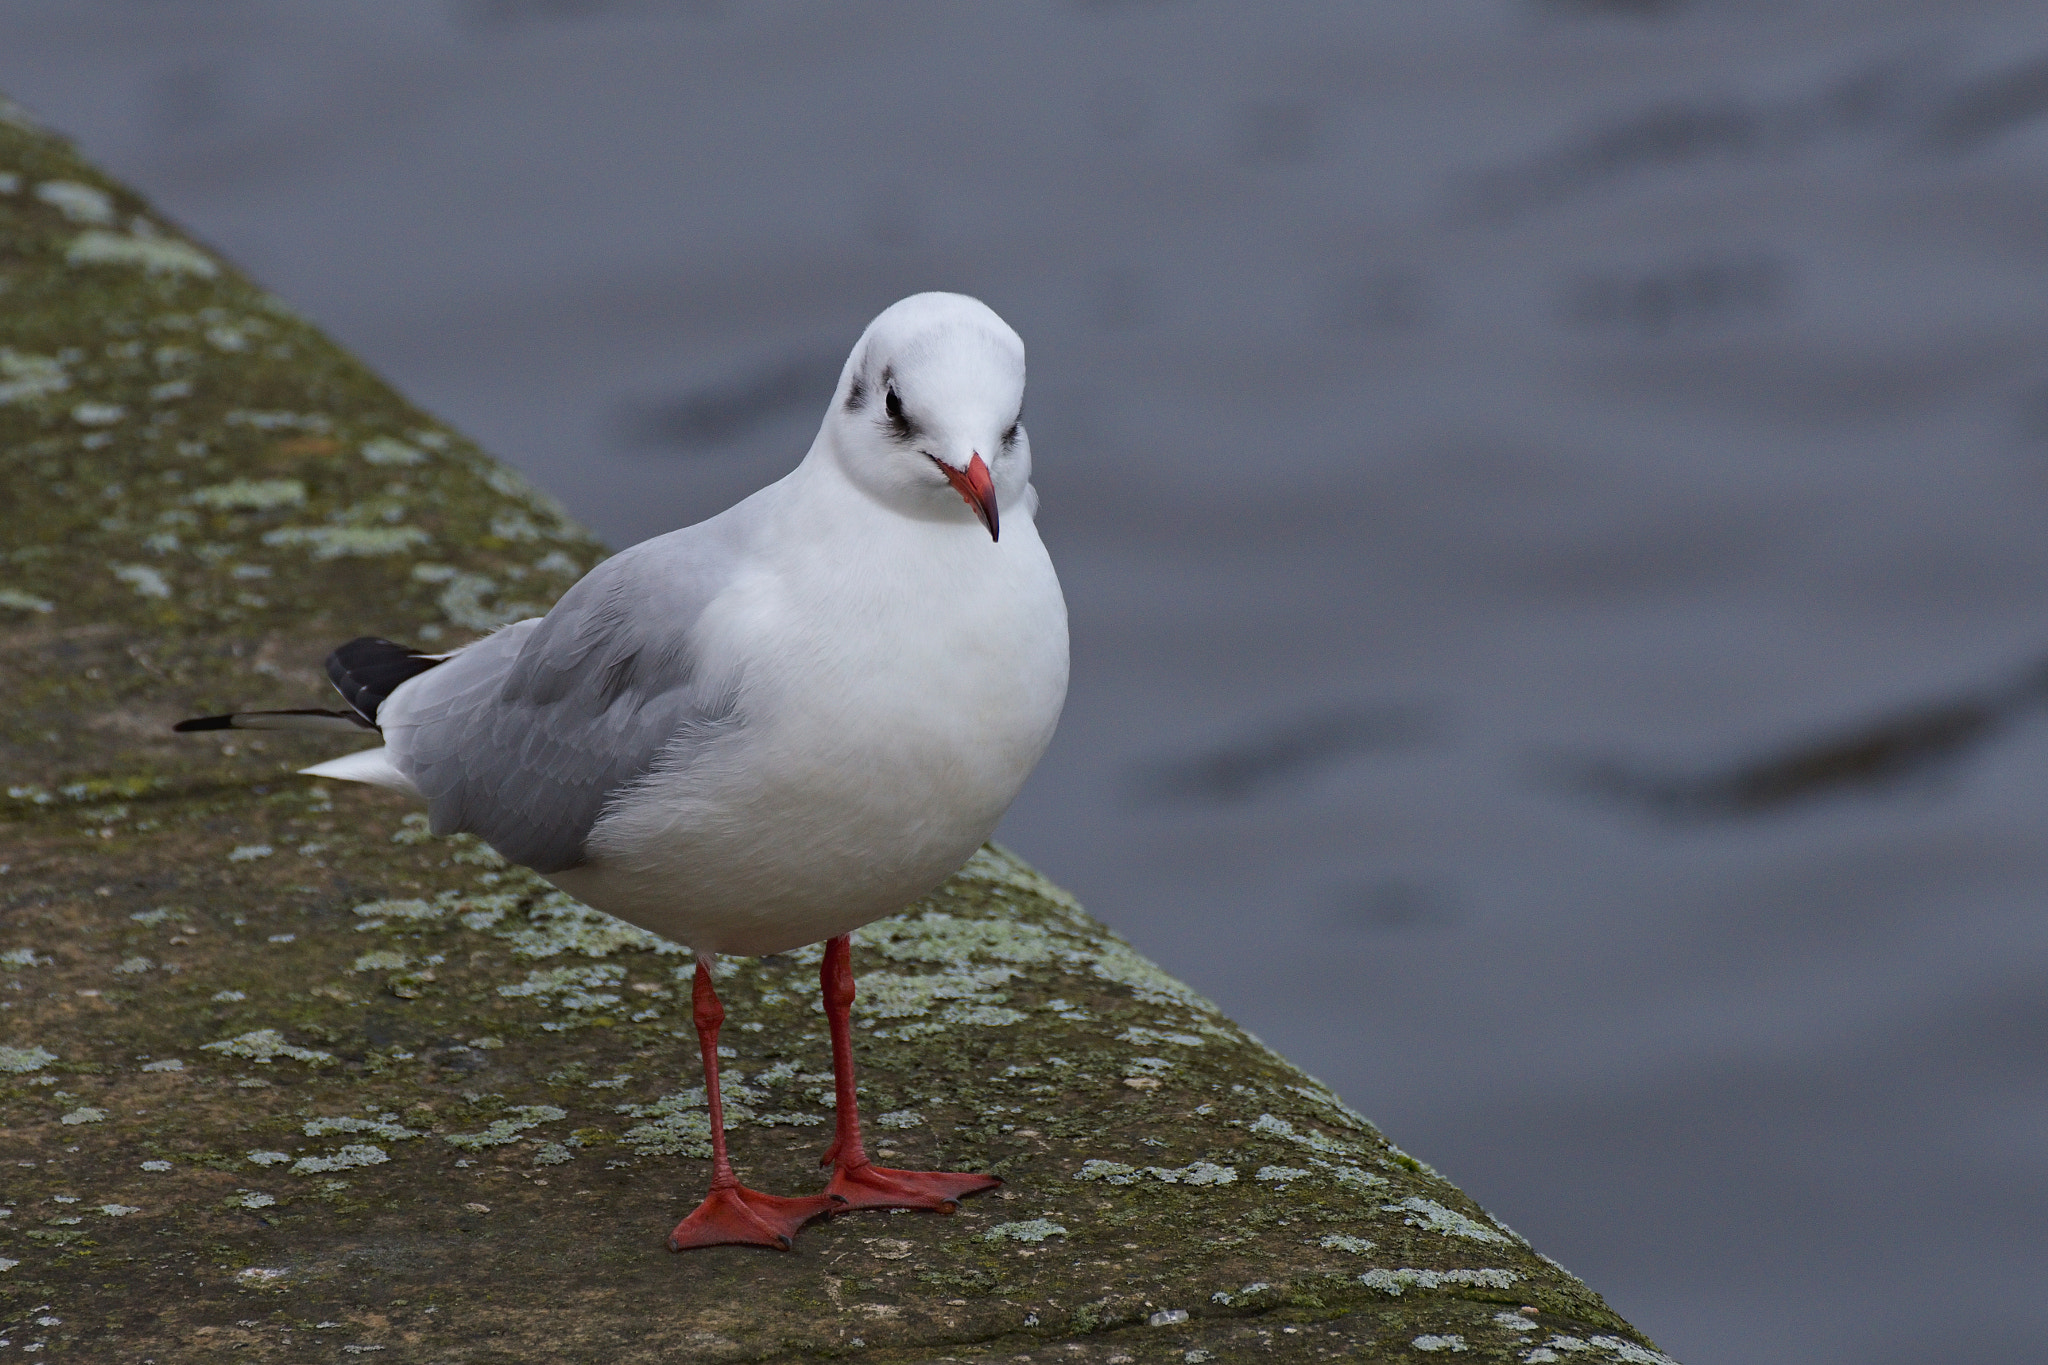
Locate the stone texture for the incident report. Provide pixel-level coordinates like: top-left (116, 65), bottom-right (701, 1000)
top-left (0, 97), bottom-right (1671, 1363)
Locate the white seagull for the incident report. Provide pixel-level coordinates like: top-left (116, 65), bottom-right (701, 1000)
top-left (177, 292), bottom-right (1070, 1251)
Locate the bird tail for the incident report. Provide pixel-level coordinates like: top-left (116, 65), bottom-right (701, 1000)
top-left (172, 709), bottom-right (373, 734)
top-left (171, 637), bottom-right (442, 802)
top-left (171, 636), bottom-right (446, 736)
top-left (299, 744), bottom-right (421, 796)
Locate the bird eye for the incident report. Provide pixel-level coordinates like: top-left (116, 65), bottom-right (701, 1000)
top-left (883, 387), bottom-right (914, 439)
top-left (1001, 422), bottom-right (1020, 447)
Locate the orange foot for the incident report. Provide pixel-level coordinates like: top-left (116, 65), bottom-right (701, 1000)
top-left (666, 1184), bottom-right (841, 1252)
top-left (825, 1160), bottom-right (1002, 1213)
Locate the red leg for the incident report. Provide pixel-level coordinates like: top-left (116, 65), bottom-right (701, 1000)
top-left (667, 957), bottom-right (839, 1252)
top-left (818, 934), bottom-right (1001, 1212)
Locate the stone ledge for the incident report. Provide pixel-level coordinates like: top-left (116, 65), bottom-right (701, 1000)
top-left (0, 98), bottom-right (1669, 1363)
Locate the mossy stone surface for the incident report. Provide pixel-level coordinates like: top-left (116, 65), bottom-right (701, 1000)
top-left (0, 100), bottom-right (1670, 1363)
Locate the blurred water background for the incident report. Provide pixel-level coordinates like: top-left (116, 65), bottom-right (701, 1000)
top-left (7, 3), bottom-right (2048, 1360)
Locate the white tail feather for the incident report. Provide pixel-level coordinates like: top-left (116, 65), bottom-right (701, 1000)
top-left (300, 746), bottom-right (423, 799)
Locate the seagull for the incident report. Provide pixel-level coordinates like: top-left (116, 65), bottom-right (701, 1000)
top-left (176, 292), bottom-right (1070, 1251)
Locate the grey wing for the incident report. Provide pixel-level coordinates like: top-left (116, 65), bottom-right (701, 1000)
top-left (380, 521), bottom-right (748, 873)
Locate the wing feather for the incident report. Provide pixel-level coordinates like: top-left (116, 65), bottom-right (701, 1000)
top-left (379, 515), bottom-right (755, 873)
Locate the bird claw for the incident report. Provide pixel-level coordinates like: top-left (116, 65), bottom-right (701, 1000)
top-left (825, 1160), bottom-right (1001, 1213)
top-left (666, 1183), bottom-right (841, 1252)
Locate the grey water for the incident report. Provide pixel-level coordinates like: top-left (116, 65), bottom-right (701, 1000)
top-left (8, 3), bottom-right (2048, 1360)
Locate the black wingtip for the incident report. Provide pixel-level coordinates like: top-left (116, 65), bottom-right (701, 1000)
top-left (326, 636), bottom-right (444, 726)
top-left (173, 715), bottom-right (237, 732)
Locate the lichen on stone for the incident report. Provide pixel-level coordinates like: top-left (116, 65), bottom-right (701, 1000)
top-left (187, 478), bottom-right (307, 511)
top-left (1254, 1165), bottom-right (1312, 1184)
top-left (261, 523), bottom-right (432, 559)
top-left (958, 843), bottom-right (1084, 913)
top-left (111, 563), bottom-right (170, 599)
top-left (1586, 1336), bottom-right (1683, 1364)
top-left (852, 965), bottom-right (1019, 1027)
top-left (443, 1105), bottom-right (568, 1151)
top-left (616, 1098), bottom-right (714, 1158)
top-left (353, 898), bottom-right (440, 925)
top-left (1082, 938), bottom-right (1224, 1012)
top-left (0, 1044), bottom-right (57, 1073)
top-left (1118, 1025), bottom-right (1204, 1048)
top-left (1250, 1112), bottom-right (1370, 1162)
top-left (1359, 1268), bottom-right (1521, 1295)
top-left (361, 436), bottom-right (425, 467)
top-left (855, 910), bottom-right (1066, 966)
top-left (497, 963), bottom-right (626, 1011)
top-left (985, 1219), bottom-right (1067, 1243)
top-left (1076, 1160), bottom-right (1237, 1187)
top-left (303, 1115), bottom-right (422, 1141)
top-left (199, 1028), bottom-right (335, 1066)
top-left (496, 891), bottom-right (684, 960)
top-left (34, 179), bottom-right (114, 223)
top-left (1386, 1195), bottom-right (1512, 1245)
top-left (290, 1143), bottom-right (389, 1175)
top-left (65, 228), bottom-right (218, 278)
top-left (433, 571), bottom-right (541, 631)
top-left (0, 346), bottom-right (68, 403)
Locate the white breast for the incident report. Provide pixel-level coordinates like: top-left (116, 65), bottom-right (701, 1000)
top-left (549, 495), bottom-right (1068, 955)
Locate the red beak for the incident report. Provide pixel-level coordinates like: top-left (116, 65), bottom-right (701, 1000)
top-left (937, 452), bottom-right (999, 541)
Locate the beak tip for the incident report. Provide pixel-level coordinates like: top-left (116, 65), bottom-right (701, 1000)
top-left (940, 452), bottom-right (1001, 543)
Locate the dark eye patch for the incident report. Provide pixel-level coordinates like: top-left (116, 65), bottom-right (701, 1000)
top-left (883, 386), bottom-right (917, 440)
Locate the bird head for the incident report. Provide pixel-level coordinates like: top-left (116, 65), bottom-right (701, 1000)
top-left (823, 292), bottom-right (1028, 542)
